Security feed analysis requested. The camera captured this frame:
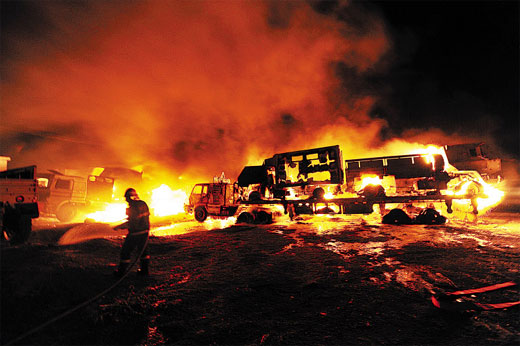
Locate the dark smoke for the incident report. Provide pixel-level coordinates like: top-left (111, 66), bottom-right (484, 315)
top-left (1, 0), bottom-right (390, 180)
top-left (1, 0), bottom-right (515, 185)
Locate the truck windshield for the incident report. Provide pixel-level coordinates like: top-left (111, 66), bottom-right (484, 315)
top-left (192, 185), bottom-right (207, 195)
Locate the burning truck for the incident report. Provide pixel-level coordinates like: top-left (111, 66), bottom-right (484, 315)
top-left (36, 170), bottom-right (114, 222)
top-left (36, 166), bottom-right (145, 222)
top-left (1, 162), bottom-right (39, 245)
top-left (184, 145), bottom-right (504, 224)
top-left (444, 142), bottom-right (503, 181)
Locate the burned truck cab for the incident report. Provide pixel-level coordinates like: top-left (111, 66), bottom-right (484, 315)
top-left (37, 170), bottom-right (114, 222)
top-left (185, 182), bottom-right (239, 222)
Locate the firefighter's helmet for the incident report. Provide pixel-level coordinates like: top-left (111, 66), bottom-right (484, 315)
top-left (124, 188), bottom-right (139, 200)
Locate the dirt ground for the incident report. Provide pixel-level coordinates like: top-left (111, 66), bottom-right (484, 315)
top-left (1, 208), bottom-right (519, 345)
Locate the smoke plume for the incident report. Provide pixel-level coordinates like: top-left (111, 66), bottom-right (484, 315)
top-left (0, 1), bottom-right (487, 184)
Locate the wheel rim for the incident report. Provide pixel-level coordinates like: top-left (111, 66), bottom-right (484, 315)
top-left (194, 207), bottom-right (207, 222)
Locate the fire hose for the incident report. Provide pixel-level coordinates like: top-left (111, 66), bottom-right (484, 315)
top-left (431, 281), bottom-right (520, 311)
top-left (4, 233), bottom-right (149, 346)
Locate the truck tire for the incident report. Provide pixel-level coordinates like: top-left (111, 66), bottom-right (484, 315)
top-left (2, 208), bottom-right (31, 245)
top-left (236, 212), bottom-right (254, 224)
top-left (414, 208), bottom-right (446, 225)
top-left (56, 203), bottom-right (77, 222)
top-left (255, 211), bottom-right (272, 224)
top-left (312, 187), bottom-right (325, 200)
top-left (382, 208), bottom-right (412, 225)
top-left (194, 206), bottom-right (208, 222)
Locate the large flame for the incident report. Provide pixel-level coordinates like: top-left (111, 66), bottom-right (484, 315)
top-left (85, 203), bottom-right (127, 224)
top-left (150, 184), bottom-right (188, 217)
top-left (83, 142), bottom-right (505, 225)
top-left (444, 172), bottom-right (505, 213)
top-left (86, 184), bottom-right (188, 223)
top-left (359, 175), bottom-right (383, 191)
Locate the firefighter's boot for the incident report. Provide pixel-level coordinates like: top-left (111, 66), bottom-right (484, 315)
top-left (137, 258), bottom-right (149, 276)
top-left (114, 262), bottom-right (129, 278)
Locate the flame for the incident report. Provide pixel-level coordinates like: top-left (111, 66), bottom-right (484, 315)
top-left (150, 184), bottom-right (188, 217)
top-left (85, 203), bottom-right (127, 223)
top-left (85, 184), bottom-right (188, 223)
top-left (202, 217), bottom-right (237, 230)
top-left (324, 192), bottom-right (335, 200)
top-left (414, 145), bottom-right (448, 171)
top-left (444, 172), bottom-right (504, 213)
top-left (359, 175), bottom-right (383, 190)
top-left (478, 183), bottom-right (504, 211)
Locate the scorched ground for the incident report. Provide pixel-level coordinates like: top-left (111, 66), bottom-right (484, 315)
top-left (1, 211), bottom-right (519, 345)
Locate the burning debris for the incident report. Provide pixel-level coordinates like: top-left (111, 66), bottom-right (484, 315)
top-left (183, 144), bottom-right (505, 227)
top-left (1, 140), bottom-right (509, 246)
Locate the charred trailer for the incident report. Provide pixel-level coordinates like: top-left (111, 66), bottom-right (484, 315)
top-left (186, 145), bottom-right (345, 223)
top-left (344, 153), bottom-right (450, 196)
top-left (0, 165), bottom-right (39, 244)
top-left (233, 145), bottom-right (345, 221)
top-left (238, 145), bottom-right (344, 201)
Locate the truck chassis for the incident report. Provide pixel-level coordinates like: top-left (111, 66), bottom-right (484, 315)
top-left (186, 145), bottom-right (491, 224)
top-left (187, 182), bottom-right (481, 223)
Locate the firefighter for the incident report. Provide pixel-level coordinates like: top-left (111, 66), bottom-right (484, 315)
top-left (113, 188), bottom-right (151, 277)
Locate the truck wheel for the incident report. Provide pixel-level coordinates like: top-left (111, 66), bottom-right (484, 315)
top-left (194, 206), bottom-right (208, 222)
top-left (255, 211), bottom-right (272, 224)
top-left (312, 187), bottom-right (325, 200)
top-left (2, 210), bottom-right (31, 245)
top-left (382, 208), bottom-right (412, 225)
top-left (236, 212), bottom-right (254, 224)
top-left (56, 203), bottom-right (77, 223)
top-left (414, 208), bottom-right (446, 225)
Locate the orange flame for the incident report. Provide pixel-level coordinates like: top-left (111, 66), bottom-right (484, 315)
top-left (85, 203), bottom-right (127, 223)
top-left (150, 184), bottom-right (188, 217)
top-left (444, 171), bottom-right (504, 213)
top-left (85, 184), bottom-right (188, 223)
top-left (359, 175), bottom-right (383, 190)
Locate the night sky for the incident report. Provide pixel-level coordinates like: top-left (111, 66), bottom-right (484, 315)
top-left (1, 0), bottom-right (518, 178)
top-left (363, 1), bottom-right (519, 156)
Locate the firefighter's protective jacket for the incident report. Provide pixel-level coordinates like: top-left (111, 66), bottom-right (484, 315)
top-left (126, 200), bottom-right (150, 234)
